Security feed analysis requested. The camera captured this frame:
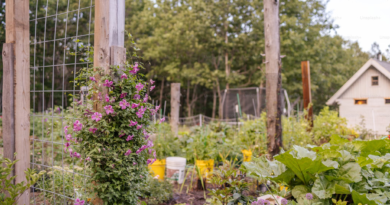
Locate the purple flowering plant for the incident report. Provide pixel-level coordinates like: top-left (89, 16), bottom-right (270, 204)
top-left (65, 40), bottom-right (159, 204)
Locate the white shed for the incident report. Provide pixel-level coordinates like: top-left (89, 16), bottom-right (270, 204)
top-left (326, 58), bottom-right (390, 135)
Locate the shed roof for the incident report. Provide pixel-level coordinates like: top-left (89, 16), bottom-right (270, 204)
top-left (326, 58), bottom-right (390, 105)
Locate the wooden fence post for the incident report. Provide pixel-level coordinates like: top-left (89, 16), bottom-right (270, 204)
top-left (301, 61), bottom-right (313, 126)
top-left (170, 83), bottom-right (180, 136)
top-left (93, 0), bottom-right (126, 204)
top-left (264, 0), bottom-right (282, 159)
top-left (3, 0), bottom-right (30, 204)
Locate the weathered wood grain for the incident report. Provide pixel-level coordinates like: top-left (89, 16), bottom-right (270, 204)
top-left (301, 61), bottom-right (313, 126)
top-left (5, 0), bottom-right (30, 204)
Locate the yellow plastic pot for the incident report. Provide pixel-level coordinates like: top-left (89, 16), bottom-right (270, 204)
top-left (195, 159), bottom-right (214, 178)
top-left (241, 149), bottom-right (252, 162)
top-left (148, 159), bottom-right (166, 180)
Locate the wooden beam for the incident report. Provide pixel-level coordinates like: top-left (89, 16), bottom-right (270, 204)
top-left (170, 83), bottom-right (180, 136)
top-left (5, 0), bottom-right (30, 204)
top-left (264, 0), bottom-right (282, 159)
top-left (2, 43), bottom-right (15, 182)
top-left (109, 0), bottom-right (125, 47)
top-left (301, 61), bottom-right (313, 126)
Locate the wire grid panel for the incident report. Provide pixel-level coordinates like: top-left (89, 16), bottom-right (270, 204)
top-left (30, 0), bottom-right (94, 204)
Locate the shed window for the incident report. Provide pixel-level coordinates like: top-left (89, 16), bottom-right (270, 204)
top-left (372, 76), bottom-right (379, 85)
top-left (386, 98), bottom-right (390, 104)
top-left (355, 99), bottom-right (367, 105)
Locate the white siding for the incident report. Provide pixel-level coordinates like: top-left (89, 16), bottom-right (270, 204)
top-left (337, 67), bottom-right (390, 135)
top-left (340, 67), bottom-right (390, 99)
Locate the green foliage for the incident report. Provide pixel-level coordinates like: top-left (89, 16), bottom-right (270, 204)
top-left (140, 176), bottom-right (174, 205)
top-left (237, 115), bottom-right (267, 155)
top-left (0, 154), bottom-right (45, 205)
top-left (151, 122), bottom-right (182, 160)
top-left (243, 135), bottom-right (390, 204)
top-left (182, 126), bottom-right (220, 161)
top-left (312, 107), bottom-right (356, 143)
top-left (207, 159), bottom-right (253, 205)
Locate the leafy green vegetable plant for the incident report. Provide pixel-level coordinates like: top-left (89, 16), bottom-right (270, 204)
top-left (243, 135), bottom-right (390, 205)
top-left (140, 176), bottom-right (173, 205)
top-left (207, 159), bottom-right (253, 205)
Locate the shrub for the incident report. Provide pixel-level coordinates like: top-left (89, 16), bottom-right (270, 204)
top-left (64, 41), bottom-right (158, 203)
top-left (140, 176), bottom-right (173, 205)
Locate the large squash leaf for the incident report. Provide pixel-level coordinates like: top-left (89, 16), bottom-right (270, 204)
top-left (312, 176), bottom-right (336, 199)
top-left (352, 190), bottom-right (378, 205)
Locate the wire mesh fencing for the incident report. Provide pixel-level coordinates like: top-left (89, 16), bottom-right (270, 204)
top-left (30, 0), bottom-right (94, 203)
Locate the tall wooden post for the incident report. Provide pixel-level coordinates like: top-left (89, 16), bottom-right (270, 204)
top-left (170, 83), bottom-right (180, 135)
top-left (93, 0), bottom-right (126, 112)
top-left (93, 1), bottom-right (125, 204)
top-left (301, 61), bottom-right (313, 126)
top-left (3, 0), bottom-right (30, 204)
top-left (264, 0), bottom-right (282, 158)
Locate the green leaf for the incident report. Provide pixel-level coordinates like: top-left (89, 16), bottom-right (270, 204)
top-left (352, 190), bottom-right (378, 205)
top-left (357, 156), bottom-right (374, 167)
top-left (335, 182), bottom-right (351, 194)
top-left (312, 176), bottom-right (336, 199)
top-left (338, 162), bottom-right (362, 183)
top-left (292, 185), bottom-right (310, 204)
top-left (329, 135), bottom-right (349, 145)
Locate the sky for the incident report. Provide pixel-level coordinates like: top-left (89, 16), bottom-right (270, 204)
top-left (327, 0), bottom-right (390, 54)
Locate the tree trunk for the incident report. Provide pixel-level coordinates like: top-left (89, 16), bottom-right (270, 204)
top-left (216, 78), bottom-right (223, 119)
top-left (212, 84), bottom-right (217, 119)
top-left (264, 0), bottom-right (282, 159)
top-left (159, 78), bottom-right (165, 106)
top-left (225, 21), bottom-right (230, 90)
top-left (186, 81), bottom-right (191, 117)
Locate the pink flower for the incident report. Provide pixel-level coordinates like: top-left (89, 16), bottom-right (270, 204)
top-left (89, 128), bottom-right (97, 133)
top-left (74, 152), bottom-right (81, 158)
top-left (65, 142), bottom-right (70, 148)
top-left (156, 105), bottom-right (161, 111)
top-left (73, 120), bottom-right (83, 132)
top-left (129, 62), bottom-right (139, 75)
top-left (105, 94), bottom-right (110, 102)
top-left (133, 94), bottom-right (140, 100)
top-left (64, 126), bottom-right (69, 134)
top-left (97, 93), bottom-right (102, 101)
top-left (143, 129), bottom-right (148, 135)
top-left (129, 121), bottom-right (138, 127)
top-left (136, 106), bottom-right (147, 118)
top-left (91, 112), bottom-right (102, 122)
top-left (103, 79), bottom-right (113, 87)
top-left (159, 117), bottom-right (165, 124)
top-left (104, 105), bottom-right (114, 115)
top-left (125, 149), bottom-right (132, 156)
top-left (121, 73), bottom-right (128, 79)
top-left (136, 125), bottom-right (142, 130)
top-left (119, 133), bottom-right (125, 138)
top-left (68, 148), bottom-right (73, 155)
top-left (65, 134), bottom-right (72, 141)
top-left (136, 148), bottom-right (142, 154)
top-left (150, 86), bottom-right (155, 91)
top-left (143, 94), bottom-right (148, 103)
top-left (147, 159), bottom-right (153, 165)
top-left (148, 149), bottom-right (153, 154)
top-left (89, 77), bottom-right (96, 82)
top-left (131, 103), bottom-right (139, 109)
top-left (133, 162), bottom-right (137, 165)
top-left (85, 157), bottom-right (91, 162)
top-left (146, 140), bottom-right (154, 148)
top-left (150, 79), bottom-right (155, 85)
top-left (126, 135), bottom-right (134, 141)
top-left (75, 198), bottom-right (85, 205)
top-left (135, 83), bottom-right (144, 92)
top-left (153, 151), bottom-right (156, 158)
top-left (120, 93), bottom-right (127, 99)
top-left (149, 108), bottom-right (156, 115)
top-left (119, 99), bottom-right (130, 109)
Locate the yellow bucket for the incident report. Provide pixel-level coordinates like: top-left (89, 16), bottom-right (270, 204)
top-left (195, 159), bottom-right (214, 178)
top-left (241, 149), bottom-right (252, 162)
top-left (148, 159), bottom-right (166, 180)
